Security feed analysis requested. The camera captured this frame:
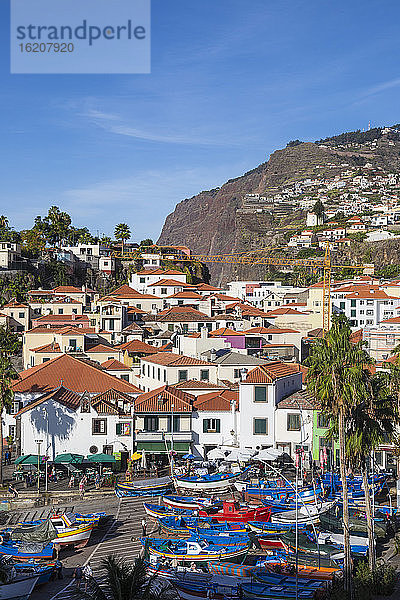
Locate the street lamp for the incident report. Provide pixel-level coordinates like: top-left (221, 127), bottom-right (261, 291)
top-left (35, 439), bottom-right (43, 495)
top-left (171, 403), bottom-right (174, 471)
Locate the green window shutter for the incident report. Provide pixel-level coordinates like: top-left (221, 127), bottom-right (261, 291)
top-left (254, 386), bottom-right (267, 402)
top-left (116, 423), bottom-right (122, 435)
top-left (203, 419), bottom-right (209, 433)
top-left (216, 420), bottom-right (220, 433)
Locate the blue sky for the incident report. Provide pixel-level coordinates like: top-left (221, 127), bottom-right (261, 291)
top-left (1, 0), bottom-right (400, 241)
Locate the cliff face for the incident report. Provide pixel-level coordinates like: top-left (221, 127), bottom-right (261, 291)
top-left (158, 135), bottom-right (400, 285)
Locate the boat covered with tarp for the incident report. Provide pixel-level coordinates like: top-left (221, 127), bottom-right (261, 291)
top-left (116, 476), bottom-right (173, 497)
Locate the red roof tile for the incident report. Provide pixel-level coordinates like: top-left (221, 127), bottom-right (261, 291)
top-left (101, 359), bottom-right (130, 371)
top-left (194, 390), bottom-right (238, 412)
top-left (135, 385), bottom-right (194, 412)
top-left (143, 351), bottom-right (212, 367)
top-left (244, 361), bottom-right (302, 383)
top-left (12, 354), bottom-right (140, 394)
top-left (116, 340), bottom-right (158, 354)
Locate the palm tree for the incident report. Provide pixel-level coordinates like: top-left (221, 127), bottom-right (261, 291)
top-left (0, 356), bottom-right (18, 484)
top-left (344, 372), bottom-right (398, 571)
top-left (306, 314), bottom-right (373, 596)
top-left (79, 555), bottom-right (174, 600)
top-left (114, 224), bottom-right (131, 255)
top-left (0, 216), bottom-right (9, 230)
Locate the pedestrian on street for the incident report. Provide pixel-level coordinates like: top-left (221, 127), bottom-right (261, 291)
top-left (83, 562), bottom-right (92, 591)
top-left (54, 542), bottom-right (61, 560)
top-left (73, 565), bottom-right (83, 589)
top-left (68, 475), bottom-right (74, 488)
top-left (141, 517), bottom-right (147, 536)
top-left (95, 472), bottom-right (100, 489)
top-left (79, 478), bottom-right (85, 499)
top-left (56, 559), bottom-right (63, 579)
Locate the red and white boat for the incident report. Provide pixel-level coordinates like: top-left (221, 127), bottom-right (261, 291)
top-left (199, 500), bottom-right (271, 523)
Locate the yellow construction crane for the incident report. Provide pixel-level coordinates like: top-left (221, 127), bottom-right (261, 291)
top-left (114, 246), bottom-right (373, 332)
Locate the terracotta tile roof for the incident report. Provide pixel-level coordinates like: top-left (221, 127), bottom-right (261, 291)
top-left (157, 306), bottom-right (211, 323)
top-left (158, 342), bottom-right (174, 352)
top-left (28, 289), bottom-right (54, 296)
top-left (122, 323), bottom-right (145, 333)
top-left (127, 306), bottom-right (147, 314)
top-left (243, 327), bottom-right (300, 334)
top-left (381, 316), bottom-right (400, 323)
top-left (101, 359), bottom-right (130, 371)
top-left (244, 361), bottom-right (302, 384)
top-left (91, 388), bottom-right (134, 414)
top-left (149, 279), bottom-right (195, 287)
top-left (12, 354), bottom-right (140, 394)
top-left (350, 329), bottom-right (363, 344)
top-left (2, 300), bottom-right (29, 308)
top-left (172, 379), bottom-right (228, 390)
top-left (136, 269), bottom-right (184, 276)
top-left (264, 308), bottom-right (309, 317)
top-left (194, 390), bottom-right (238, 412)
top-left (53, 286), bottom-right (84, 294)
top-left (195, 284), bottom-right (221, 292)
top-left (242, 327), bottom-right (272, 334)
top-left (16, 386), bottom-right (82, 416)
top-left (212, 294), bottom-right (242, 302)
top-left (143, 351), bottom-right (212, 367)
top-left (33, 314), bottom-right (90, 324)
top-left (86, 343), bottom-right (119, 354)
top-left (116, 340), bottom-right (158, 354)
top-left (92, 388), bottom-right (134, 403)
top-left (31, 342), bottom-right (61, 353)
top-left (345, 290), bottom-right (398, 300)
top-left (135, 385), bottom-right (194, 413)
top-left (209, 327), bottom-right (242, 336)
top-left (167, 291), bottom-right (203, 299)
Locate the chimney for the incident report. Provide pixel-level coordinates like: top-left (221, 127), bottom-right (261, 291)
top-left (201, 326), bottom-right (208, 339)
top-left (209, 349), bottom-right (217, 362)
top-left (71, 313), bottom-right (76, 321)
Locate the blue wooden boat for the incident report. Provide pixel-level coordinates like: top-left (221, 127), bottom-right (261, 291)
top-left (0, 541), bottom-right (54, 561)
top-left (240, 581), bottom-right (315, 599)
top-left (158, 516), bottom-right (209, 536)
top-left (144, 503), bottom-right (198, 519)
top-left (254, 570), bottom-right (325, 590)
top-left (116, 476), bottom-right (173, 497)
top-left (194, 522), bottom-right (248, 534)
top-left (13, 561), bottom-right (57, 585)
top-left (247, 521), bottom-right (307, 534)
top-left (141, 537), bottom-right (249, 562)
top-left (174, 467), bottom-right (250, 493)
top-left (163, 495), bottom-right (222, 510)
top-left (74, 512), bottom-right (107, 527)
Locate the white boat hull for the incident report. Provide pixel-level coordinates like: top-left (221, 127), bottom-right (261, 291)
top-left (173, 474), bottom-right (242, 494)
top-left (271, 502), bottom-right (335, 525)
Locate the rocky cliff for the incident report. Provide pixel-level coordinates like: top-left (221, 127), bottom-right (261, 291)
top-left (158, 130), bottom-right (400, 284)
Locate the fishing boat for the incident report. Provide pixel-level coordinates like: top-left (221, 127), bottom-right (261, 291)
top-left (199, 500), bottom-right (271, 523)
top-left (264, 561), bottom-right (341, 581)
top-left (254, 570), bottom-right (326, 590)
top-left (280, 531), bottom-right (344, 560)
top-left (209, 562), bottom-right (261, 577)
top-left (0, 541), bottom-right (54, 561)
top-left (163, 496), bottom-right (221, 510)
top-left (145, 560), bottom-right (213, 581)
top-left (13, 513), bottom-right (93, 549)
top-left (74, 512), bottom-right (107, 527)
top-left (13, 561), bottom-right (57, 586)
top-left (174, 578), bottom-right (242, 600)
top-left (318, 532), bottom-right (368, 556)
top-left (245, 485), bottom-right (322, 503)
top-left (173, 468), bottom-right (249, 494)
top-left (247, 521), bottom-right (307, 534)
top-left (193, 522), bottom-right (248, 534)
top-left (271, 501), bottom-right (335, 525)
top-left (319, 506), bottom-right (387, 539)
top-left (143, 503), bottom-right (198, 520)
top-left (240, 581), bottom-right (316, 599)
top-left (142, 537), bottom-right (249, 562)
top-left (116, 476), bottom-right (173, 497)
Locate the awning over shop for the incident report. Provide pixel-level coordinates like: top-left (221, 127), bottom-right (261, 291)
top-left (136, 441), bottom-right (190, 454)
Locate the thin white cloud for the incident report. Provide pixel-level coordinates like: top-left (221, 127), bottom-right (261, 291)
top-left (82, 108), bottom-right (237, 146)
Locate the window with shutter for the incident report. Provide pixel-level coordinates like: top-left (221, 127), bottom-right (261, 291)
top-left (254, 386), bottom-right (267, 402)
